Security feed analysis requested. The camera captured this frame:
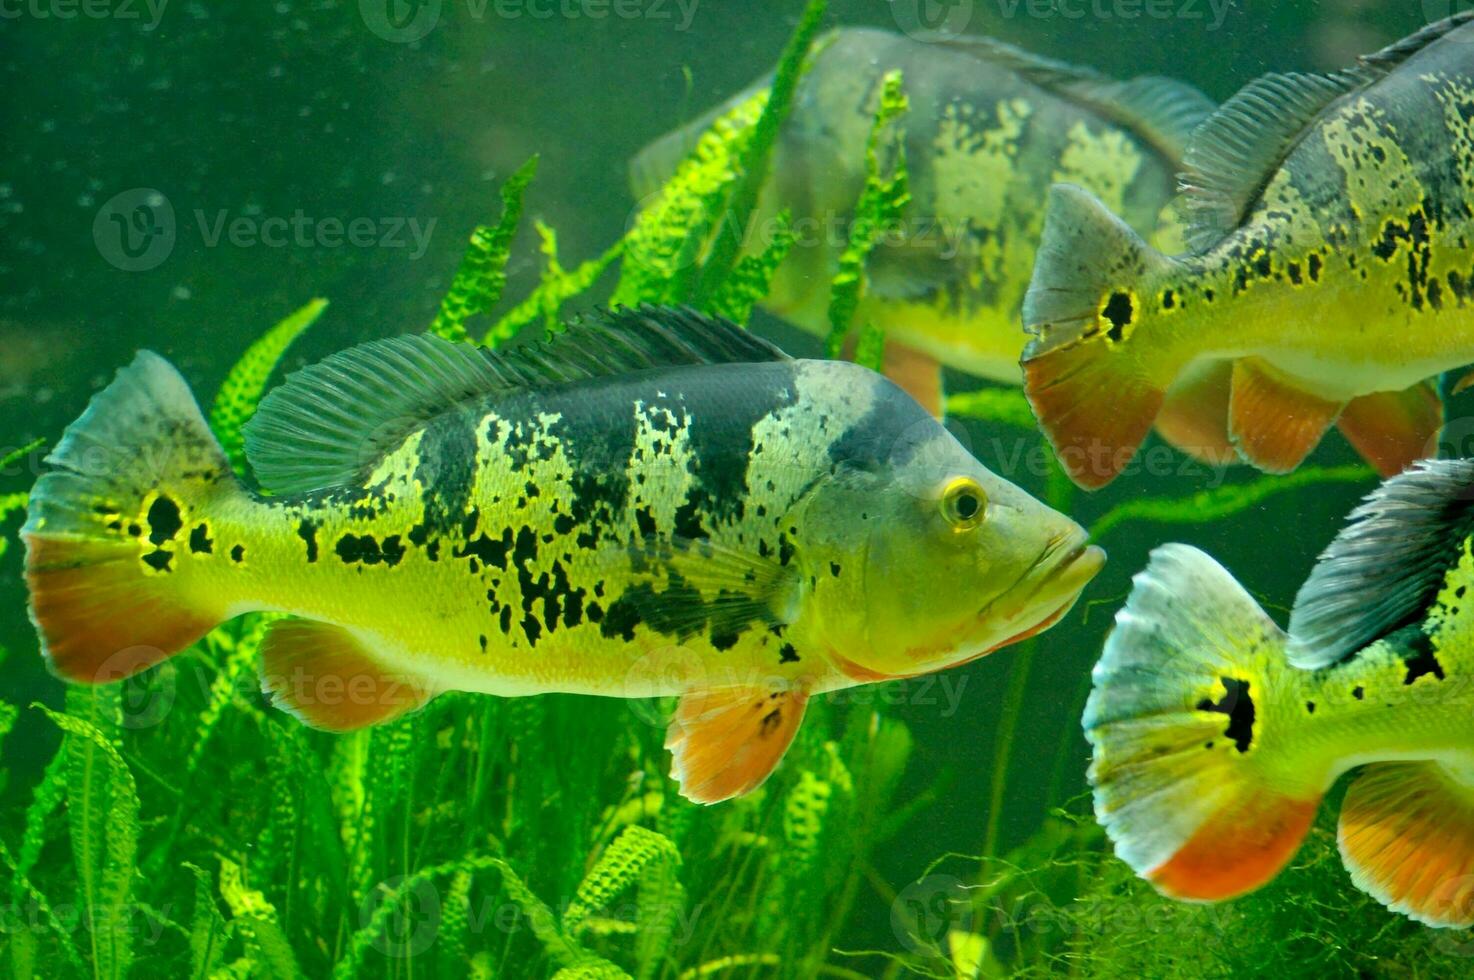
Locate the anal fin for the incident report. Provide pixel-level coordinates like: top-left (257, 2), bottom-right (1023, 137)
top-left (1336, 383), bottom-right (1442, 477)
top-left (1340, 761), bottom-right (1474, 928)
top-left (1156, 360), bottom-right (1237, 466)
top-left (259, 619), bottom-right (435, 731)
top-left (1229, 357), bottom-right (1342, 473)
top-left (665, 684), bottom-right (808, 804)
top-left (883, 341), bottom-right (944, 418)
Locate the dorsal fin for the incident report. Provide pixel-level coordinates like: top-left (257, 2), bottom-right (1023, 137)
top-left (242, 305), bottom-right (789, 495)
top-left (935, 36), bottom-right (1215, 162)
top-left (1287, 459), bottom-right (1474, 669)
top-left (1180, 12), bottom-right (1474, 252)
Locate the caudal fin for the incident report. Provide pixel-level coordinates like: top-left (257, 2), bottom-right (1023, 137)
top-left (23, 352), bottom-right (243, 683)
top-left (1086, 544), bottom-right (1322, 901)
top-left (1022, 184), bottom-right (1180, 489)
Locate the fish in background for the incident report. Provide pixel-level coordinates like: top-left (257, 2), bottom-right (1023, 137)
top-left (22, 306), bottom-right (1102, 805)
top-left (1088, 459), bottom-right (1474, 928)
top-left (630, 28), bottom-right (1214, 424)
top-left (1024, 13), bottom-right (1474, 490)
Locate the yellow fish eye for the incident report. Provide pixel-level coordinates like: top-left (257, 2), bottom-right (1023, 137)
top-left (940, 477), bottom-right (987, 531)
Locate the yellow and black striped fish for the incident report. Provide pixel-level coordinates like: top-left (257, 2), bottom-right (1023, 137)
top-left (1088, 459), bottom-right (1474, 927)
top-left (23, 306), bottom-right (1102, 804)
top-left (1024, 13), bottom-right (1474, 489)
top-left (631, 28), bottom-right (1212, 416)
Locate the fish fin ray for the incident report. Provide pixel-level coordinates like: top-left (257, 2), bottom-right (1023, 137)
top-left (619, 536), bottom-right (801, 640)
top-left (1336, 383), bottom-right (1442, 477)
top-left (1180, 72), bottom-right (1363, 251)
top-left (1086, 544), bottom-right (1321, 901)
top-left (1155, 360), bottom-right (1237, 466)
top-left (259, 618), bottom-right (435, 731)
top-left (1287, 458), bottom-right (1474, 668)
top-left (23, 351), bottom-right (240, 682)
top-left (244, 305), bottom-right (789, 494)
top-left (1228, 357), bottom-right (1341, 473)
top-left (1339, 762), bottom-right (1474, 929)
top-left (665, 683), bottom-right (808, 804)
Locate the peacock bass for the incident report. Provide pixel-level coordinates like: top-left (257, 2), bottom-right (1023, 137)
top-left (1023, 13), bottom-right (1474, 490)
top-left (23, 306), bottom-right (1103, 804)
top-left (1089, 459), bottom-right (1474, 928)
top-left (630, 28), bottom-right (1213, 422)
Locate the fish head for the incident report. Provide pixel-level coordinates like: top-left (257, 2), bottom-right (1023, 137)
top-left (795, 396), bottom-right (1103, 682)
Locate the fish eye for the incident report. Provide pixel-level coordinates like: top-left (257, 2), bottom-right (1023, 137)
top-left (940, 477), bottom-right (987, 531)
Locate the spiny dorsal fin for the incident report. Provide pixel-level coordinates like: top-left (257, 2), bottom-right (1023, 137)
top-left (1179, 71), bottom-right (1360, 252)
top-left (935, 36), bottom-right (1215, 162)
top-left (242, 305), bottom-right (789, 495)
top-left (1287, 459), bottom-right (1474, 669)
top-left (1180, 12), bottom-right (1474, 252)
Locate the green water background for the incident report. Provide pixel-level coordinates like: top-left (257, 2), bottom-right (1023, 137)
top-left (0, 0), bottom-right (1460, 969)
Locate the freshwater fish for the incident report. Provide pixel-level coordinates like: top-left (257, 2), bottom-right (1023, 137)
top-left (1087, 459), bottom-right (1474, 927)
top-left (1024, 14), bottom-right (1474, 489)
top-left (631, 28), bottom-right (1213, 418)
top-left (23, 306), bottom-right (1103, 804)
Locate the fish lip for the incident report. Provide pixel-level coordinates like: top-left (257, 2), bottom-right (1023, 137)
top-left (979, 534), bottom-right (1103, 620)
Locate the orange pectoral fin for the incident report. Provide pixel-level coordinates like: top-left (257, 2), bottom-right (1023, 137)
top-left (1229, 358), bottom-right (1342, 473)
top-left (259, 618), bottom-right (434, 732)
top-left (1339, 762), bottom-right (1474, 928)
top-left (1336, 382), bottom-right (1442, 477)
top-left (882, 341), bottom-right (944, 418)
top-left (665, 684), bottom-right (809, 804)
top-left (1156, 360), bottom-right (1238, 466)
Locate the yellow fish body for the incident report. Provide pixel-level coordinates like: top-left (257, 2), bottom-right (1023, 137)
top-left (631, 28), bottom-right (1212, 411)
top-left (23, 306), bottom-right (1102, 803)
top-left (1024, 14), bottom-right (1474, 489)
top-left (1088, 459), bottom-right (1474, 927)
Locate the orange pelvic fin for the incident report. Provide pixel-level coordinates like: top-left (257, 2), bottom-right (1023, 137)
top-left (882, 340), bottom-right (944, 418)
top-left (1339, 762), bottom-right (1474, 928)
top-left (665, 683), bottom-right (809, 804)
top-left (1156, 360), bottom-right (1237, 466)
top-left (1022, 341), bottom-right (1165, 490)
top-left (1336, 382), bottom-right (1442, 477)
top-left (1229, 357), bottom-right (1342, 473)
top-left (260, 619), bottom-right (435, 731)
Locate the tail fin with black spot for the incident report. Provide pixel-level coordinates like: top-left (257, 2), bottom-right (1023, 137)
top-left (23, 352), bottom-right (247, 682)
top-left (1085, 544), bottom-right (1323, 902)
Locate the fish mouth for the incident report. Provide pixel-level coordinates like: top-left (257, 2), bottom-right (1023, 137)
top-left (975, 537), bottom-right (1105, 653)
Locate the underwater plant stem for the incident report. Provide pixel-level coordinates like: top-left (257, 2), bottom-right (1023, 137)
top-left (981, 640), bottom-right (1036, 861)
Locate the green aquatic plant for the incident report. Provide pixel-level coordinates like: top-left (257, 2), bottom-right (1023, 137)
top-left (823, 68), bottom-right (911, 371)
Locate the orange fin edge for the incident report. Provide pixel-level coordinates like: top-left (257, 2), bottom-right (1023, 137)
top-left (1339, 762), bottom-right (1474, 928)
top-left (665, 683), bottom-right (809, 804)
top-left (1337, 383), bottom-right (1442, 477)
top-left (1229, 358), bottom-right (1341, 473)
top-left (1149, 793), bottom-right (1319, 902)
top-left (1156, 360), bottom-right (1238, 466)
top-left (1022, 342), bottom-right (1165, 490)
top-left (882, 341), bottom-right (944, 418)
top-left (259, 619), bottom-right (435, 732)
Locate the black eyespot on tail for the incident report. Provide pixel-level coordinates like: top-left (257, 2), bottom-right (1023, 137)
top-left (1197, 677), bottom-right (1256, 754)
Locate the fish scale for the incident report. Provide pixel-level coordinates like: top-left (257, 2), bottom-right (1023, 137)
top-left (23, 306), bottom-right (1103, 804)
